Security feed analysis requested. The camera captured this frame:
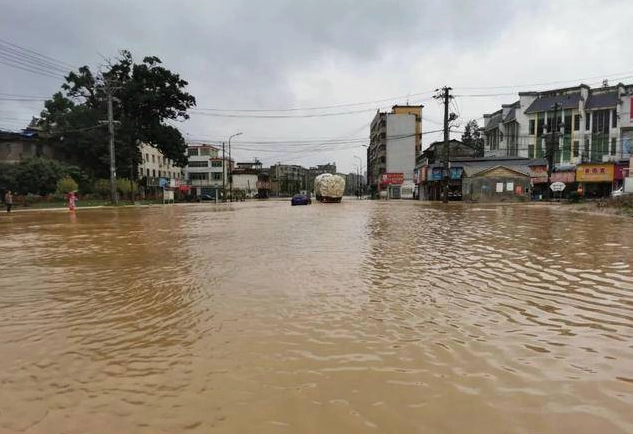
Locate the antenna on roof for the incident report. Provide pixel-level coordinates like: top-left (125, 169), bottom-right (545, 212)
top-left (603, 79), bottom-right (609, 88)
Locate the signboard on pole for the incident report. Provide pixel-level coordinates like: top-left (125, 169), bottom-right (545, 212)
top-left (550, 181), bottom-right (566, 192)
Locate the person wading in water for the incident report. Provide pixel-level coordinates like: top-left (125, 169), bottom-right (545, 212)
top-left (4, 190), bottom-right (12, 213)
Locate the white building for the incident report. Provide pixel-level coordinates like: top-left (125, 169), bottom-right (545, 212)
top-left (368, 105), bottom-right (422, 199)
top-left (138, 142), bottom-right (184, 181)
top-left (483, 83), bottom-right (632, 166)
top-left (183, 144), bottom-right (231, 198)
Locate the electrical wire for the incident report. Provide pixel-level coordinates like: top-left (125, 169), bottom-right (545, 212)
top-left (0, 39), bottom-right (74, 80)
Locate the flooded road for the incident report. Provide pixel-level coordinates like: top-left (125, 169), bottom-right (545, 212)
top-left (1, 200), bottom-right (633, 434)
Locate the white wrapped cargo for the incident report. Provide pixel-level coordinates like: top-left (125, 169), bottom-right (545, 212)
top-left (314, 173), bottom-right (345, 203)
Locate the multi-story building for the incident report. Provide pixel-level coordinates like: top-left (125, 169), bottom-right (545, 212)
top-left (232, 161), bottom-right (263, 198)
top-left (183, 144), bottom-right (230, 198)
top-left (269, 163), bottom-right (309, 196)
top-left (367, 105), bottom-right (423, 199)
top-left (138, 142), bottom-right (184, 182)
top-left (484, 83), bottom-right (631, 164)
top-left (483, 83), bottom-right (633, 197)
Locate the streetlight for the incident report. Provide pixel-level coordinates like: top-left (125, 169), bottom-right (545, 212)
top-left (354, 155), bottom-right (364, 199)
top-left (228, 132), bottom-right (242, 201)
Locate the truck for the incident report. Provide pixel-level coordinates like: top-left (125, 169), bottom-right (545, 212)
top-left (314, 173), bottom-right (345, 203)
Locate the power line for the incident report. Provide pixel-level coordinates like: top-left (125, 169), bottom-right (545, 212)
top-left (193, 90), bottom-right (435, 113)
top-left (0, 56), bottom-right (64, 80)
top-left (454, 71), bottom-right (633, 91)
top-left (0, 39), bottom-right (74, 80)
top-left (189, 107), bottom-right (378, 118)
top-left (0, 38), bottom-right (76, 69)
top-left (0, 46), bottom-right (68, 74)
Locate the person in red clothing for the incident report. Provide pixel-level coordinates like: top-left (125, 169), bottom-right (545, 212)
top-left (67, 191), bottom-right (77, 212)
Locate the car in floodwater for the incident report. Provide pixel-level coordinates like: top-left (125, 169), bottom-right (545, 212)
top-left (291, 194), bottom-right (311, 206)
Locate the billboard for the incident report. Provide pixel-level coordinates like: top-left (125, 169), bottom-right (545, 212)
top-left (428, 167), bottom-right (462, 181)
top-left (551, 171), bottom-right (575, 183)
top-left (380, 173), bottom-right (404, 185)
top-left (576, 164), bottom-right (614, 183)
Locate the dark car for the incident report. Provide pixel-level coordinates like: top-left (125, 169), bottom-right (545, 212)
top-left (291, 194), bottom-right (311, 206)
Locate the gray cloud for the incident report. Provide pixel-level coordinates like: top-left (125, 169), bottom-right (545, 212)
top-left (1, 0), bottom-right (632, 172)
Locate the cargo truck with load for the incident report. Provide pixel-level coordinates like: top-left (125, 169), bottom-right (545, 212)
top-left (314, 173), bottom-right (345, 203)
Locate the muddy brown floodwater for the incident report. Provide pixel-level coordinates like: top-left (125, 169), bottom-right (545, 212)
top-left (1, 201), bottom-right (633, 433)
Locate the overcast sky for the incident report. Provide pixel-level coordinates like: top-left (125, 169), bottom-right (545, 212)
top-left (2, 0), bottom-right (633, 173)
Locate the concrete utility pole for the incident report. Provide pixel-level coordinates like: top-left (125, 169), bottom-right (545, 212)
top-left (354, 155), bottom-right (363, 199)
top-left (228, 132), bottom-right (242, 202)
top-left (222, 142), bottom-right (226, 201)
top-left (436, 86), bottom-right (453, 204)
top-left (107, 85), bottom-right (118, 205)
top-left (546, 103), bottom-right (561, 201)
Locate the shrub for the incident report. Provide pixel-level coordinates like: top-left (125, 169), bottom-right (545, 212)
top-left (56, 177), bottom-right (78, 195)
top-left (93, 179), bottom-right (111, 198)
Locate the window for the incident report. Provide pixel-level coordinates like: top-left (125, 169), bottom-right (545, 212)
top-left (611, 137), bottom-right (617, 155)
top-left (199, 148), bottom-right (210, 156)
top-left (146, 168), bottom-right (150, 176)
top-left (584, 139), bottom-right (590, 159)
top-left (152, 155), bottom-right (155, 163)
top-left (572, 140), bottom-right (579, 157)
top-left (190, 173), bottom-right (208, 180)
top-left (145, 153), bottom-right (149, 162)
top-left (592, 110), bottom-right (610, 134)
top-left (562, 137), bottom-right (571, 162)
top-left (573, 114), bottom-right (580, 131)
top-left (561, 112), bottom-right (571, 135)
top-left (211, 160), bottom-right (223, 167)
top-left (536, 116), bottom-right (545, 138)
top-left (212, 172), bottom-right (222, 180)
top-left (612, 109), bottom-right (618, 128)
top-left (585, 112), bottom-right (590, 130)
top-left (188, 148), bottom-right (199, 157)
top-left (188, 161), bottom-right (208, 168)
top-left (152, 169), bottom-right (156, 177)
top-left (528, 144), bottom-right (535, 158)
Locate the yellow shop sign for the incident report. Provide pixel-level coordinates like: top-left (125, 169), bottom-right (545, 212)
top-left (576, 164), bottom-right (614, 182)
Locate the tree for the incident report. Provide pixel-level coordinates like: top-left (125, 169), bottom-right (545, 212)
top-left (56, 177), bottom-right (78, 195)
top-left (0, 162), bottom-right (18, 192)
top-left (14, 158), bottom-right (81, 195)
top-left (39, 50), bottom-right (196, 179)
top-left (461, 119), bottom-right (484, 157)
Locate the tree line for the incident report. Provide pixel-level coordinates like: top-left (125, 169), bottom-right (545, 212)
top-left (2, 50), bottom-right (196, 197)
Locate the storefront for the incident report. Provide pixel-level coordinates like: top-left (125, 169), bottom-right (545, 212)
top-left (424, 166), bottom-right (463, 201)
top-left (576, 163), bottom-right (615, 198)
top-left (380, 173), bottom-right (405, 199)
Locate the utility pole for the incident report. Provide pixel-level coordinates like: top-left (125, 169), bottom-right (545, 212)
top-left (228, 132), bottom-right (242, 202)
top-left (434, 87), bottom-right (453, 203)
top-left (546, 103), bottom-right (561, 201)
top-left (222, 142), bottom-right (226, 201)
top-left (107, 85), bottom-right (118, 205)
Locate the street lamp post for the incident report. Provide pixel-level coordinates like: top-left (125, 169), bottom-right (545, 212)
top-left (228, 132), bottom-right (242, 202)
top-left (354, 155), bottom-right (364, 199)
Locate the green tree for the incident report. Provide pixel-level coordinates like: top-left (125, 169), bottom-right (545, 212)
top-left (39, 50), bottom-right (196, 179)
top-left (11, 158), bottom-right (83, 195)
top-left (116, 177), bottom-right (138, 198)
top-left (93, 179), bottom-right (111, 198)
top-left (461, 119), bottom-right (484, 157)
top-left (56, 177), bottom-right (78, 195)
top-left (14, 158), bottom-right (63, 195)
top-left (0, 162), bottom-right (18, 192)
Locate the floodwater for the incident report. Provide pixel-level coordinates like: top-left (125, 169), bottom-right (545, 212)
top-left (1, 200), bottom-right (633, 434)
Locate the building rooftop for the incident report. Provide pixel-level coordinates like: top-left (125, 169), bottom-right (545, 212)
top-left (524, 92), bottom-right (582, 114)
top-left (586, 91), bottom-right (619, 109)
